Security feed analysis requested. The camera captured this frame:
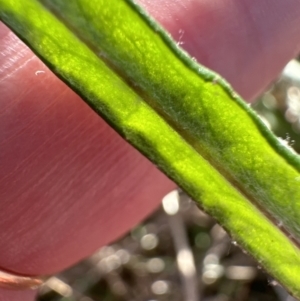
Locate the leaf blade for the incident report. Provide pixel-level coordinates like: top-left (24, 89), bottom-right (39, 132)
top-left (40, 0), bottom-right (300, 240)
top-left (1, 0), bottom-right (300, 297)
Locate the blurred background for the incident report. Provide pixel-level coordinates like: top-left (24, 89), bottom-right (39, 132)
top-left (37, 59), bottom-right (300, 301)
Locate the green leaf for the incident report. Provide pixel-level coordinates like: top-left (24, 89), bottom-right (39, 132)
top-left (1, 0), bottom-right (300, 297)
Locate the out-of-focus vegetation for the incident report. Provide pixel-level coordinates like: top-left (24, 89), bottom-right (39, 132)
top-left (253, 60), bottom-right (300, 152)
top-left (37, 60), bottom-right (300, 301)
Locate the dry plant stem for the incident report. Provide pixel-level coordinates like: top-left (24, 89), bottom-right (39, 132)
top-left (0, 270), bottom-right (43, 290)
top-left (164, 191), bottom-right (199, 301)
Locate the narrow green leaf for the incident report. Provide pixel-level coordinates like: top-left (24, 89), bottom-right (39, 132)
top-left (1, 0), bottom-right (300, 297)
top-left (40, 0), bottom-right (300, 241)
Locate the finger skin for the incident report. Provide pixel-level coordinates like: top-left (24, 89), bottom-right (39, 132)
top-left (0, 0), bottom-right (300, 286)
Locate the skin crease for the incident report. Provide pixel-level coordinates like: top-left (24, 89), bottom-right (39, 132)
top-left (1, 0), bottom-right (300, 299)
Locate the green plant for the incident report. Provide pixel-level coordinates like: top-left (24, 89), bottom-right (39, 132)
top-left (1, 0), bottom-right (300, 298)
